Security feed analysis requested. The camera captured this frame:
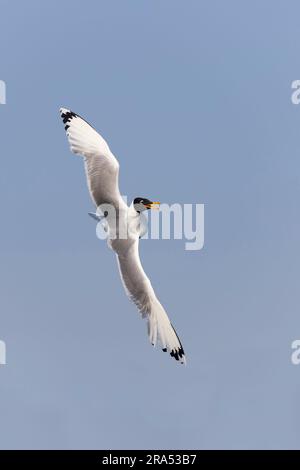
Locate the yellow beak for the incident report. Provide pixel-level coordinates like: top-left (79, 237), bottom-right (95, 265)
top-left (145, 201), bottom-right (160, 210)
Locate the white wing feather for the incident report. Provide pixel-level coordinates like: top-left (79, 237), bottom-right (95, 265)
top-left (60, 108), bottom-right (123, 208)
top-left (117, 242), bottom-right (186, 364)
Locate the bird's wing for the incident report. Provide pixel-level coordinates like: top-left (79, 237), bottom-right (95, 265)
top-left (60, 108), bottom-right (124, 208)
top-left (116, 241), bottom-right (186, 364)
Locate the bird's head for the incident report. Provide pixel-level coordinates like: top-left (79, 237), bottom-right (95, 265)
top-left (133, 197), bottom-right (160, 213)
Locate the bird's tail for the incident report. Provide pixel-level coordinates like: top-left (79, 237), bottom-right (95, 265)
top-left (147, 298), bottom-right (186, 365)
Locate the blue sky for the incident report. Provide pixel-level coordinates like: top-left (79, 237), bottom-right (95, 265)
top-left (1, 0), bottom-right (300, 449)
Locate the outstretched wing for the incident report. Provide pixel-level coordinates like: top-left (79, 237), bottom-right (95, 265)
top-left (59, 108), bottom-right (124, 208)
top-left (116, 241), bottom-right (186, 364)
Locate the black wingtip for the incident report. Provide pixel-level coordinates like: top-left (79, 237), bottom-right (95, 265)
top-left (169, 323), bottom-right (186, 364)
top-left (170, 346), bottom-right (185, 362)
top-left (60, 110), bottom-right (77, 125)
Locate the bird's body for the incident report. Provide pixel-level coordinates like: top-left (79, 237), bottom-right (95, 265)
top-left (60, 108), bottom-right (186, 364)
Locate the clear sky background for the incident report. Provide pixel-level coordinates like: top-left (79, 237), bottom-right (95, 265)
top-left (1, 0), bottom-right (300, 450)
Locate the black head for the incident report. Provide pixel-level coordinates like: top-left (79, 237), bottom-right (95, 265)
top-left (133, 197), bottom-right (160, 213)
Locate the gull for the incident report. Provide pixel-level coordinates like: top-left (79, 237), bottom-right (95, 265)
top-left (59, 108), bottom-right (186, 364)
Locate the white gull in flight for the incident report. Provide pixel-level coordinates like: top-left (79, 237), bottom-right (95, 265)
top-left (59, 108), bottom-right (186, 364)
